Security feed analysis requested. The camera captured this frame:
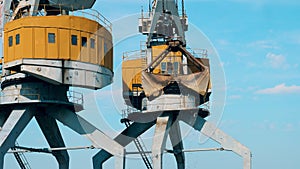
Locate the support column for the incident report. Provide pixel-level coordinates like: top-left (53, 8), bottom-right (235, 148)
top-left (169, 121), bottom-right (185, 169)
top-left (49, 108), bottom-right (125, 169)
top-left (152, 116), bottom-right (172, 169)
top-left (0, 108), bottom-right (34, 169)
top-left (93, 121), bottom-right (155, 169)
top-left (0, 111), bottom-right (10, 127)
top-left (35, 113), bottom-right (69, 169)
top-left (0, 156), bottom-right (3, 169)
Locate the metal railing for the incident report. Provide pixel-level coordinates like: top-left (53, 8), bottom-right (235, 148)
top-left (0, 87), bottom-right (83, 106)
top-left (0, 88), bottom-right (41, 101)
top-left (67, 90), bottom-right (84, 105)
top-left (5, 4), bottom-right (112, 32)
top-left (122, 106), bottom-right (140, 119)
top-left (123, 41), bottom-right (148, 61)
top-left (71, 9), bottom-right (112, 32)
top-left (123, 50), bottom-right (147, 61)
top-left (122, 47), bottom-right (207, 61)
top-left (186, 47), bottom-right (208, 58)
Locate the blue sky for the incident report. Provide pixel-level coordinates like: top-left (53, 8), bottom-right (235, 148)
top-left (4, 0), bottom-right (300, 169)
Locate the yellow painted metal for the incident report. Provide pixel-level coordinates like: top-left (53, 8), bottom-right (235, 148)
top-left (122, 58), bottom-right (146, 92)
top-left (3, 15), bottom-right (113, 71)
top-left (122, 45), bottom-right (183, 93)
top-left (151, 45), bottom-right (182, 74)
top-left (122, 45), bottom-right (211, 95)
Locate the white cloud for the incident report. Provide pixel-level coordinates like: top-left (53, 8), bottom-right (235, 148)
top-left (256, 83), bottom-right (300, 94)
top-left (265, 53), bottom-right (289, 69)
top-left (254, 121), bottom-right (297, 132)
top-left (248, 40), bottom-right (279, 49)
top-left (246, 62), bottom-right (257, 68)
top-left (283, 123), bottom-right (294, 132)
top-left (280, 30), bottom-right (300, 45)
top-left (216, 39), bottom-right (230, 46)
top-left (228, 95), bottom-right (242, 99)
top-left (229, 0), bottom-right (300, 5)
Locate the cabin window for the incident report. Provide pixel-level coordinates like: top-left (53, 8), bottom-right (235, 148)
top-left (90, 38), bottom-right (95, 49)
top-left (48, 33), bottom-right (55, 43)
top-left (173, 62), bottom-right (179, 74)
top-left (16, 34), bottom-right (20, 45)
top-left (167, 62), bottom-right (173, 74)
top-left (81, 37), bottom-right (87, 47)
top-left (0, 64), bottom-right (2, 76)
top-left (71, 35), bottom-right (77, 45)
top-left (161, 62), bottom-right (167, 73)
top-left (161, 62), bottom-right (179, 74)
top-left (8, 36), bottom-right (13, 47)
top-left (104, 43), bottom-right (108, 54)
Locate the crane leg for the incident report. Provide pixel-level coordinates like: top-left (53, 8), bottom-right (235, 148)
top-left (0, 111), bottom-right (10, 127)
top-left (169, 121), bottom-right (185, 169)
top-left (180, 111), bottom-right (252, 169)
top-left (48, 108), bottom-right (125, 169)
top-left (152, 116), bottom-right (173, 169)
top-left (35, 113), bottom-right (69, 169)
top-left (0, 108), bottom-right (34, 169)
top-left (93, 151), bottom-right (111, 169)
top-left (93, 121), bottom-right (155, 169)
top-left (0, 111), bottom-right (10, 169)
top-left (200, 121), bottom-right (252, 169)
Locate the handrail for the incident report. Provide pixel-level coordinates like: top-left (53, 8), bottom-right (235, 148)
top-left (123, 41), bottom-right (148, 61)
top-left (123, 50), bottom-right (147, 61)
top-left (71, 9), bottom-right (112, 32)
top-left (186, 47), bottom-right (208, 58)
top-left (122, 106), bottom-right (140, 118)
top-left (67, 90), bottom-right (84, 105)
top-left (5, 4), bottom-right (112, 32)
top-left (0, 88), bottom-right (40, 100)
top-left (0, 88), bottom-right (83, 106)
top-left (123, 47), bottom-right (207, 61)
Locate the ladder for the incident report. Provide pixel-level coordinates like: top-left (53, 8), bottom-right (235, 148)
top-left (123, 119), bottom-right (153, 169)
top-left (12, 142), bottom-right (31, 169)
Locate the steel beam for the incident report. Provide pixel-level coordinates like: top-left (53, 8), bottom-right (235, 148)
top-left (152, 116), bottom-right (172, 169)
top-left (0, 111), bottom-right (10, 127)
top-left (0, 108), bottom-right (34, 169)
top-left (201, 122), bottom-right (252, 169)
top-left (29, 0), bottom-right (40, 16)
top-left (49, 108), bottom-right (125, 169)
top-left (169, 121), bottom-right (185, 169)
top-left (179, 112), bottom-right (251, 169)
top-left (35, 113), bottom-right (69, 169)
top-left (93, 121), bottom-right (155, 169)
top-left (2, 0), bottom-right (13, 27)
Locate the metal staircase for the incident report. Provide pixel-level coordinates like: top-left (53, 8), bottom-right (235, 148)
top-left (123, 119), bottom-right (153, 169)
top-left (12, 142), bottom-right (31, 169)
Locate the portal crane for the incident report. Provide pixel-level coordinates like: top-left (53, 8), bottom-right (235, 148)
top-left (0, 0), bottom-right (125, 169)
top-left (95, 1), bottom-right (252, 169)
